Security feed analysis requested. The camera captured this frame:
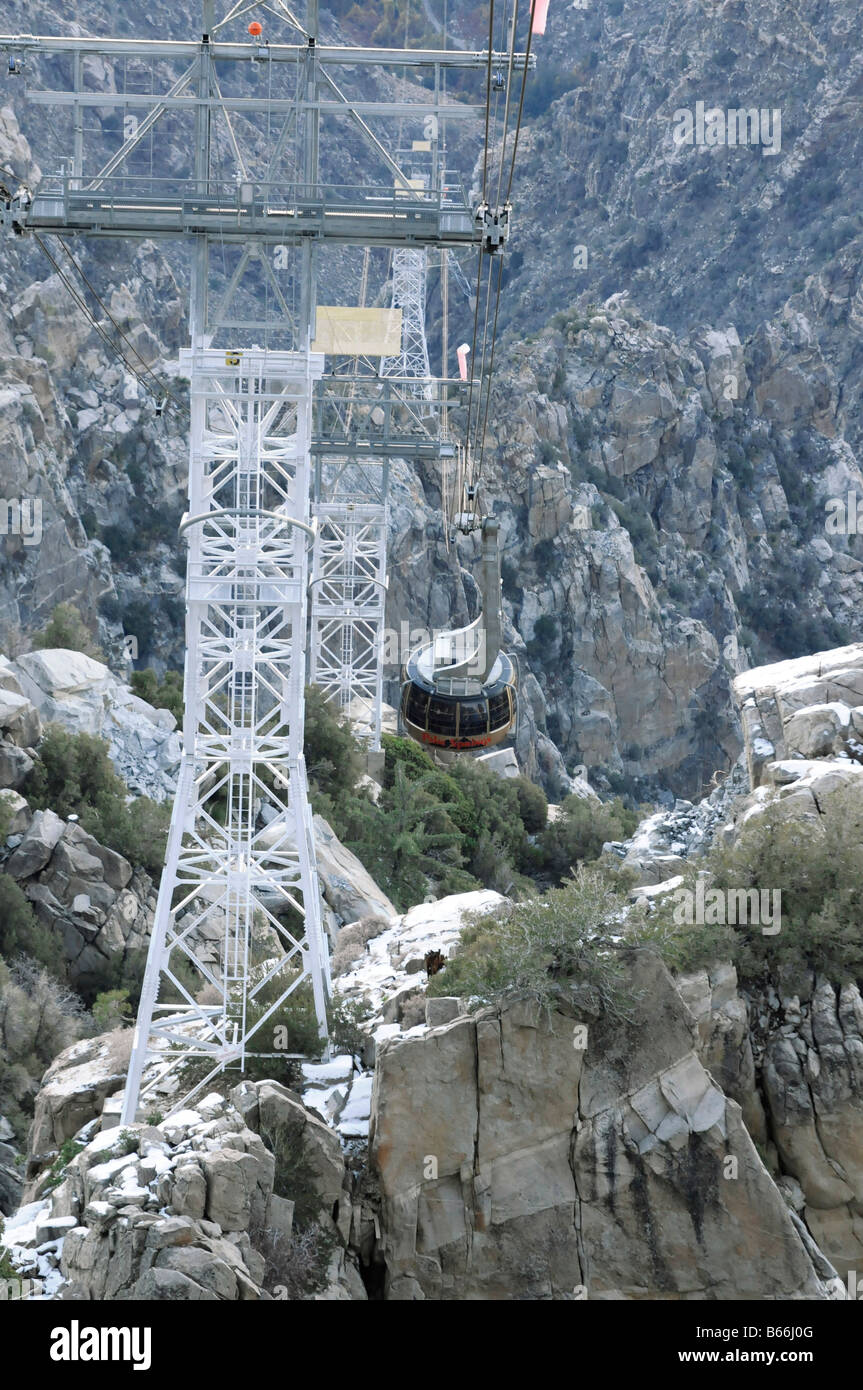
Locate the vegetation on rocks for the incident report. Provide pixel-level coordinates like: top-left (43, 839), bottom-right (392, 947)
top-left (303, 690), bottom-right (631, 910)
top-left (631, 789), bottom-right (863, 991)
top-left (21, 725), bottom-right (170, 873)
top-left (32, 603), bottom-right (103, 661)
top-left (0, 958), bottom-right (87, 1136)
top-left (427, 865), bottom-right (636, 1018)
top-left (129, 667), bottom-right (184, 723)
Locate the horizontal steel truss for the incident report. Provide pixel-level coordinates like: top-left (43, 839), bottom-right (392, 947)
top-left (312, 376), bottom-right (451, 458)
top-left (310, 500), bottom-right (388, 749)
top-left (21, 176), bottom-right (477, 248)
top-left (121, 347), bottom-right (331, 1122)
top-left (0, 35), bottom-right (532, 71)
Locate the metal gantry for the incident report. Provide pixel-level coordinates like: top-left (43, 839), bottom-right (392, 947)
top-left (0, 0), bottom-right (529, 1118)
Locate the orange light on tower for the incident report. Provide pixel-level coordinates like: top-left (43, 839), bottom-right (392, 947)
top-left (248, 21), bottom-right (263, 37)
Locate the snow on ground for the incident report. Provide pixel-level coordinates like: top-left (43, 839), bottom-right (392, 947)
top-left (298, 890), bottom-right (506, 1143)
top-left (336, 889), bottom-right (505, 1019)
top-left (276, 891), bottom-right (510, 1144)
top-left (1, 1198), bottom-right (65, 1298)
top-left (1, 892), bottom-right (505, 1281)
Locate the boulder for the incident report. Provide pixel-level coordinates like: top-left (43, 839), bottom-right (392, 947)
top-left (10, 649), bottom-right (181, 802)
top-left (251, 1080), bottom-right (345, 1218)
top-left (0, 688), bottom-right (41, 747)
top-left (733, 645), bottom-right (863, 788)
top-left (169, 1164), bottom-right (207, 1221)
top-left (199, 1147), bottom-right (273, 1233)
top-left (5, 807), bottom-right (64, 877)
top-left (312, 815), bottom-right (397, 926)
top-left (27, 1034), bottom-right (128, 1163)
top-left (0, 788), bottom-right (30, 836)
top-left (0, 739), bottom-right (33, 789)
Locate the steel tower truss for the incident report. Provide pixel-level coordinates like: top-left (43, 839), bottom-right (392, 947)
top-left (381, 249), bottom-right (432, 392)
top-left (122, 345), bottom-right (331, 1115)
top-left (0, 1), bottom-right (529, 1119)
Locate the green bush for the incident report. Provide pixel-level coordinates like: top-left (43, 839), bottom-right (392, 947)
top-left (91, 988), bottom-right (132, 1032)
top-left (329, 994), bottom-right (372, 1058)
top-left (636, 789), bottom-right (863, 991)
top-left (513, 776), bottom-right (548, 834)
top-left (0, 958), bottom-right (86, 1136)
top-left (304, 685), bottom-right (364, 806)
top-left (130, 668), bottom-right (184, 722)
top-left (427, 866), bottom-right (634, 1017)
top-left (32, 602), bottom-right (102, 661)
top-left (538, 795), bottom-right (637, 883)
top-left (45, 1138), bottom-right (85, 1191)
top-left (0, 875), bottom-right (65, 975)
top-left (21, 726), bottom-right (169, 873)
top-left (710, 794), bottom-right (863, 989)
top-left (380, 733), bottom-right (435, 791)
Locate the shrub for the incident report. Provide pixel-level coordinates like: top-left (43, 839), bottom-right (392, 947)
top-left (513, 776), bottom-right (548, 834)
top-left (91, 988), bottom-right (132, 1032)
top-left (710, 794), bottom-right (863, 989)
top-left (0, 875), bottom-right (65, 975)
top-left (130, 668), bottom-right (184, 722)
top-left (427, 866), bottom-right (635, 1017)
top-left (106, 797), bottom-right (171, 875)
top-left (380, 734), bottom-right (435, 791)
top-left (538, 795), bottom-right (637, 882)
top-left (329, 995), bottom-right (372, 1058)
top-left (21, 726), bottom-right (169, 873)
top-left (32, 603), bottom-right (102, 661)
top-left (45, 1138), bottom-right (85, 1191)
top-left (304, 685), bottom-right (364, 806)
top-left (0, 958), bottom-right (87, 1135)
top-left (637, 789), bottom-right (863, 991)
top-left (256, 1221), bottom-right (336, 1301)
top-left (370, 763), bottom-right (467, 909)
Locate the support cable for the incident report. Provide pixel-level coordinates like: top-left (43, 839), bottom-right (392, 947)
top-left (463, 0), bottom-right (537, 496)
top-left (32, 233), bottom-right (188, 418)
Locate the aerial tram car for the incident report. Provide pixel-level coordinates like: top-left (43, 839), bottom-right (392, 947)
top-left (400, 516), bottom-right (518, 752)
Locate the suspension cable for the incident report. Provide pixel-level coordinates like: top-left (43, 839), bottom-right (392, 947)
top-left (32, 234), bottom-right (188, 418)
top-left (56, 236), bottom-right (181, 401)
top-left (463, 0), bottom-right (537, 493)
top-left (481, 0), bottom-right (496, 203)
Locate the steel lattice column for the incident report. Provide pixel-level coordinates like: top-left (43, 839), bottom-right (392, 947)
top-left (309, 499), bottom-right (388, 749)
top-left (381, 248), bottom-right (432, 394)
top-left (122, 347), bottom-right (331, 1122)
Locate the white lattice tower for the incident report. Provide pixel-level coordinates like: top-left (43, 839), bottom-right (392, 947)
top-left (122, 347), bottom-right (331, 1121)
top-left (381, 248), bottom-right (432, 394)
top-left (309, 499), bottom-right (388, 747)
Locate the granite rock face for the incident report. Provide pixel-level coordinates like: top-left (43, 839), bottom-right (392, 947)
top-left (370, 953), bottom-right (836, 1300)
